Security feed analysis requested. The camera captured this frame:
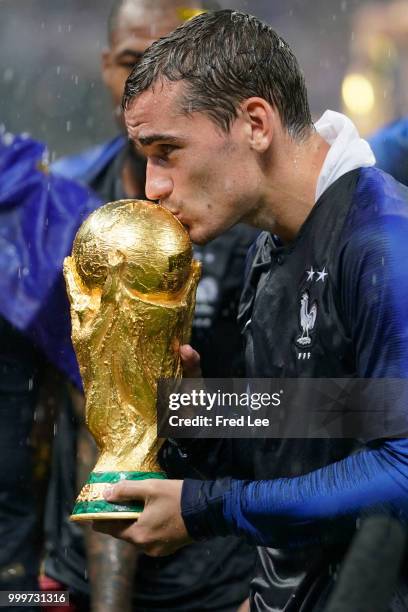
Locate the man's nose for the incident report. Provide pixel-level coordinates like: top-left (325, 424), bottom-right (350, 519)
top-left (145, 164), bottom-right (173, 202)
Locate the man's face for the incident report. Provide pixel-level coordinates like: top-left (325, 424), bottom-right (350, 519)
top-left (102, 3), bottom-right (185, 128)
top-left (125, 81), bottom-right (261, 244)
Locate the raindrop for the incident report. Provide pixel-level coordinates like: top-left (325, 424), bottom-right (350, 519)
top-left (28, 378), bottom-right (34, 391)
top-left (41, 22), bottom-right (45, 29)
top-left (2, 132), bottom-right (14, 146)
top-left (3, 68), bottom-right (14, 83)
top-left (68, 24), bottom-right (72, 33)
top-left (56, 66), bottom-right (61, 76)
top-left (42, 150), bottom-right (50, 166)
top-left (74, 75), bottom-right (79, 86)
top-left (341, 0), bottom-right (347, 11)
top-left (66, 120), bottom-right (72, 132)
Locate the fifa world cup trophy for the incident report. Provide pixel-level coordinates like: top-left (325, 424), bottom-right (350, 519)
top-left (64, 199), bottom-right (201, 521)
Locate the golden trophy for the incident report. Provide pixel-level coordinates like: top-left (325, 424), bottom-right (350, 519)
top-left (64, 199), bottom-right (201, 521)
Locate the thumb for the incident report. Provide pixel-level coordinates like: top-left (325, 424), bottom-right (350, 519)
top-left (103, 479), bottom-right (151, 503)
top-left (180, 344), bottom-right (202, 377)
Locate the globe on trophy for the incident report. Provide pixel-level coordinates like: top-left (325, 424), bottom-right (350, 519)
top-left (64, 199), bottom-right (201, 521)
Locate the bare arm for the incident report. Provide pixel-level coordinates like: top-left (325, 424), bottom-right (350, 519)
top-left (72, 388), bottom-right (139, 612)
top-left (85, 529), bottom-right (138, 612)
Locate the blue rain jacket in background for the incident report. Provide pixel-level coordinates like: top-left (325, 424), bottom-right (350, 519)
top-left (0, 132), bottom-right (101, 388)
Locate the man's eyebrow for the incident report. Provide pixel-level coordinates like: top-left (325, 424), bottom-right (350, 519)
top-left (138, 134), bottom-right (183, 146)
top-left (116, 49), bottom-right (144, 61)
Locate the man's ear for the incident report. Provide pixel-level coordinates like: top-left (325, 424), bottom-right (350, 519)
top-left (101, 48), bottom-right (112, 87)
top-left (241, 97), bottom-right (274, 153)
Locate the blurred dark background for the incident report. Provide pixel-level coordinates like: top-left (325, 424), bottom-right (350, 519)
top-left (0, 0), bottom-right (404, 159)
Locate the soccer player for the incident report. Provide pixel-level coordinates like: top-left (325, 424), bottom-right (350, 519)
top-left (94, 10), bottom-right (408, 611)
top-left (45, 2), bottom-right (256, 610)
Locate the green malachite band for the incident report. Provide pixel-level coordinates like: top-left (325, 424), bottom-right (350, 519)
top-left (88, 471), bottom-right (166, 484)
top-left (72, 500), bottom-right (144, 515)
top-left (72, 471), bottom-right (167, 516)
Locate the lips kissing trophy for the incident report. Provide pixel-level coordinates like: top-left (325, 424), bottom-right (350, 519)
top-left (64, 199), bottom-right (201, 521)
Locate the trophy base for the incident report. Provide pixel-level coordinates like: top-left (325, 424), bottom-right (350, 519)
top-left (70, 470), bottom-right (166, 522)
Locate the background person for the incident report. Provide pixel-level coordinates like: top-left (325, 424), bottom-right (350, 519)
top-left (0, 131), bottom-right (99, 611)
top-left (356, 1), bottom-right (408, 185)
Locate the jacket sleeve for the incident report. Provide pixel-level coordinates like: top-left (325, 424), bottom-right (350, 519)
top-left (181, 439), bottom-right (408, 546)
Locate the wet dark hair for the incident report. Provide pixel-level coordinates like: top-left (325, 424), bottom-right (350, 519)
top-left (122, 9), bottom-right (312, 138)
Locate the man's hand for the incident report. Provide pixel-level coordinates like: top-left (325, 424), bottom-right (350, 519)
top-left (180, 344), bottom-right (202, 377)
top-left (92, 345), bottom-right (200, 557)
top-left (92, 479), bottom-right (192, 557)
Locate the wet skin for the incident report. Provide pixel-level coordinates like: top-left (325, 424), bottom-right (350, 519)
top-left (124, 80), bottom-right (267, 245)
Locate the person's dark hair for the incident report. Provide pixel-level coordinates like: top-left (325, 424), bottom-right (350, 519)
top-left (107, 0), bottom-right (126, 43)
top-left (122, 9), bottom-right (312, 138)
top-left (107, 0), bottom-right (219, 45)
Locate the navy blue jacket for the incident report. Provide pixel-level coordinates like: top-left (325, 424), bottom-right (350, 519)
top-left (181, 167), bottom-right (408, 610)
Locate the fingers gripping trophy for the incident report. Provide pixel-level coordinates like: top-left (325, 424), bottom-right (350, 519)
top-left (64, 199), bottom-right (201, 521)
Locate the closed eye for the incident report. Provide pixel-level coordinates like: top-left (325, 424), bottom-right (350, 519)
top-left (154, 144), bottom-right (178, 162)
top-left (116, 50), bottom-right (144, 71)
top-left (162, 144), bottom-right (177, 154)
top-left (118, 61), bottom-right (139, 70)
top-left (137, 134), bottom-right (184, 162)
